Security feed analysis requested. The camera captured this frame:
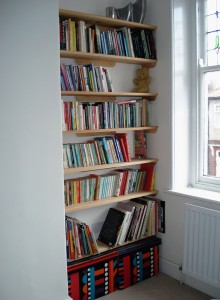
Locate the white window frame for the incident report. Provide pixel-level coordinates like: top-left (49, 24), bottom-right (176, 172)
top-left (191, 0), bottom-right (220, 192)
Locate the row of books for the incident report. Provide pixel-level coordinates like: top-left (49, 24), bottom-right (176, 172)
top-left (62, 99), bottom-right (150, 131)
top-left (64, 166), bottom-right (155, 206)
top-left (98, 197), bottom-right (165, 247)
top-left (60, 63), bottom-right (113, 92)
top-left (59, 18), bottom-right (157, 59)
top-left (65, 216), bottom-right (99, 261)
top-left (63, 134), bottom-right (131, 169)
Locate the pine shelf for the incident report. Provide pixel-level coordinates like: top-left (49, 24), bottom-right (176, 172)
top-left (64, 158), bottom-right (158, 174)
top-left (65, 190), bottom-right (158, 212)
top-left (59, 9), bottom-right (157, 30)
top-left (63, 126), bottom-right (158, 136)
top-left (61, 90), bottom-right (158, 100)
top-left (60, 50), bottom-right (157, 67)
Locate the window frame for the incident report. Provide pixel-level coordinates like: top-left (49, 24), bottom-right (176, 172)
top-left (191, 0), bottom-right (220, 192)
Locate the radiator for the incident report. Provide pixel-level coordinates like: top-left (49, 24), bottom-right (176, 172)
top-left (183, 203), bottom-right (220, 288)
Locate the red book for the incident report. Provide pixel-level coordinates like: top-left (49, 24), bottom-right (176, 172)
top-left (115, 133), bottom-right (131, 162)
top-left (115, 169), bottom-right (129, 195)
top-left (134, 130), bottom-right (147, 158)
top-left (140, 164), bottom-right (155, 191)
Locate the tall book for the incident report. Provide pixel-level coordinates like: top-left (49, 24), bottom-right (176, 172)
top-left (140, 164), bottom-right (155, 191)
top-left (115, 133), bottom-right (131, 162)
top-left (116, 202), bottom-right (136, 244)
top-left (98, 208), bottom-right (125, 247)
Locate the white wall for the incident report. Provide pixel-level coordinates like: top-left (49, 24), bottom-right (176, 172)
top-left (0, 1), bottom-right (69, 299)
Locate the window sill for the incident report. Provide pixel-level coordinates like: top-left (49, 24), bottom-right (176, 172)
top-left (165, 187), bottom-right (220, 204)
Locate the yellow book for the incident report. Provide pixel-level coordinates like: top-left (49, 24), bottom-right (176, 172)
top-left (70, 20), bottom-right (76, 51)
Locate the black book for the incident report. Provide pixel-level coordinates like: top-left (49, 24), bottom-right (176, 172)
top-left (131, 30), bottom-right (145, 58)
top-left (98, 208), bottom-right (125, 247)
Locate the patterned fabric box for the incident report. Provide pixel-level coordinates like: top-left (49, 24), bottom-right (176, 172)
top-left (67, 252), bottom-right (118, 300)
top-left (67, 237), bottom-right (161, 300)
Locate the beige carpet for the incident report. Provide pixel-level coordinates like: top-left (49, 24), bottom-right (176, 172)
top-left (99, 273), bottom-right (211, 300)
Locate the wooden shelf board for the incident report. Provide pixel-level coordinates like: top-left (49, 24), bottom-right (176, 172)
top-left (60, 50), bottom-right (157, 67)
top-left (65, 190), bottom-right (158, 213)
top-left (61, 90), bottom-right (158, 100)
top-left (97, 235), bottom-right (158, 254)
top-left (63, 126), bottom-right (158, 136)
top-left (59, 9), bottom-right (157, 30)
top-left (64, 158), bottom-right (158, 174)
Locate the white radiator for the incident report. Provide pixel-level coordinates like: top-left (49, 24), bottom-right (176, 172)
top-left (183, 203), bottom-right (220, 288)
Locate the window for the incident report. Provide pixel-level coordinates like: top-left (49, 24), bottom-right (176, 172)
top-left (196, 0), bottom-right (220, 188)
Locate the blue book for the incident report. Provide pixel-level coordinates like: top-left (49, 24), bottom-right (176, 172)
top-left (102, 137), bottom-right (113, 164)
top-left (74, 144), bottom-right (82, 167)
top-left (112, 137), bottom-right (123, 162)
top-left (79, 224), bottom-right (89, 256)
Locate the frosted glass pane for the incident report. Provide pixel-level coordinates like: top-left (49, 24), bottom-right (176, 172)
top-left (206, 0), bottom-right (217, 15)
top-left (207, 14), bottom-right (218, 32)
top-left (207, 49), bottom-right (219, 65)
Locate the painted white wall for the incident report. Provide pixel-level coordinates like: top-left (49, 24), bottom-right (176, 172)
top-left (0, 1), bottom-right (69, 299)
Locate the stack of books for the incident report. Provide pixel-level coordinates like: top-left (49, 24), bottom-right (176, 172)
top-left (62, 99), bottom-right (150, 131)
top-left (59, 18), bottom-right (157, 59)
top-left (60, 63), bottom-right (113, 92)
top-left (98, 197), bottom-right (165, 247)
top-left (65, 216), bottom-right (99, 261)
top-left (63, 134), bottom-right (131, 169)
top-left (64, 167), bottom-right (155, 206)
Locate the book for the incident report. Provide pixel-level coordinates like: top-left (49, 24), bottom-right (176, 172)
top-left (115, 133), bottom-right (131, 162)
top-left (115, 208), bottom-right (132, 245)
top-left (98, 208), bottom-right (125, 247)
top-left (129, 200), bottom-right (147, 240)
top-left (140, 164), bottom-right (155, 191)
top-left (135, 130), bottom-right (147, 159)
top-left (116, 203), bottom-right (136, 244)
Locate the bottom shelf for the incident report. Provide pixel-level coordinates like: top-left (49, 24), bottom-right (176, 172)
top-left (67, 235), bottom-right (160, 265)
top-left (65, 190), bottom-right (158, 212)
top-left (96, 235), bottom-right (158, 254)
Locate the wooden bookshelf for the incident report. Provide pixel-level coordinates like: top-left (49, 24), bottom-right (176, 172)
top-left (64, 158), bottom-right (158, 174)
top-left (61, 90), bottom-right (158, 100)
top-left (63, 126), bottom-right (158, 136)
top-left (61, 9), bottom-right (160, 265)
top-left (59, 9), bottom-right (157, 30)
top-left (65, 190), bottom-right (157, 212)
top-left (96, 236), bottom-right (160, 254)
top-left (60, 50), bottom-right (157, 67)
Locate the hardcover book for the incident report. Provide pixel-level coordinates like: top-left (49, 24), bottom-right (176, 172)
top-left (98, 208), bottom-right (125, 247)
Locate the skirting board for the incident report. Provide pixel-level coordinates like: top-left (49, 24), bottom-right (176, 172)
top-left (159, 258), bottom-right (180, 280)
top-left (183, 275), bottom-right (220, 299)
top-left (160, 258), bottom-right (220, 299)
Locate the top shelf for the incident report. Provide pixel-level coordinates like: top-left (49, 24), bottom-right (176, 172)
top-left (59, 9), bottom-right (157, 30)
top-left (59, 9), bottom-right (157, 67)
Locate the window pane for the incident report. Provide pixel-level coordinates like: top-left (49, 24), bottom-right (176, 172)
top-left (206, 0), bottom-right (217, 15)
top-left (207, 14), bottom-right (218, 32)
top-left (203, 71), bottom-right (220, 178)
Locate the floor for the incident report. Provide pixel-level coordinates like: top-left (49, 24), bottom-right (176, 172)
top-left (99, 273), bottom-right (211, 300)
